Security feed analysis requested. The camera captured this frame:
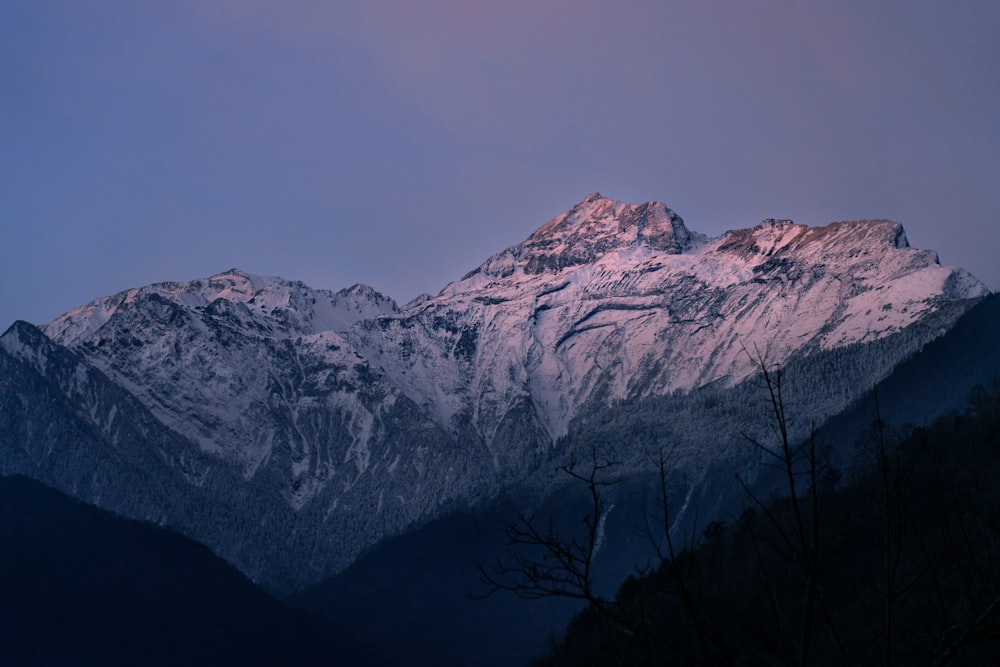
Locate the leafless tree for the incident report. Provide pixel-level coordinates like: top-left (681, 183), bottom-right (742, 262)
top-left (474, 446), bottom-right (637, 628)
top-left (735, 344), bottom-right (848, 666)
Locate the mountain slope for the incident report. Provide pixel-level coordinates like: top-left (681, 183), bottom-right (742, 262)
top-left (293, 291), bottom-right (1000, 667)
top-left (816, 291), bottom-right (1000, 448)
top-left (351, 195), bottom-right (985, 444)
top-left (0, 475), bottom-right (374, 666)
top-left (292, 501), bottom-right (583, 667)
top-left (532, 390), bottom-right (1000, 666)
top-left (0, 320), bottom-right (316, 590)
top-left (1, 194), bottom-right (988, 592)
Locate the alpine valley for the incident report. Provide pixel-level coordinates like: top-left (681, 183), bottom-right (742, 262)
top-left (2, 194), bottom-right (996, 665)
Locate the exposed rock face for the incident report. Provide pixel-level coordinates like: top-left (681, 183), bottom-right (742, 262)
top-left (514, 194), bottom-right (697, 274)
top-left (0, 194), bottom-right (988, 591)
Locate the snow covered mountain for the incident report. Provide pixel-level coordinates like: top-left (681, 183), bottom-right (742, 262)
top-left (44, 272), bottom-right (405, 484)
top-left (1, 194), bottom-right (988, 591)
top-left (352, 193), bottom-right (984, 445)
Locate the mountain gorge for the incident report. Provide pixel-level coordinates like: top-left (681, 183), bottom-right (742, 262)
top-left (0, 194), bottom-right (989, 597)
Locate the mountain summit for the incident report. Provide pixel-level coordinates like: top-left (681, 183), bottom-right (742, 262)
top-left (402, 196), bottom-right (986, 441)
top-left (45, 268), bottom-right (399, 347)
top-left (514, 193), bottom-right (698, 274)
top-left (1, 195), bottom-right (989, 591)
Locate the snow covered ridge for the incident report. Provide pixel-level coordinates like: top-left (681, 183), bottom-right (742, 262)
top-left (15, 193), bottom-right (986, 590)
top-left (40, 193), bottom-right (989, 462)
top-left (45, 268), bottom-right (400, 347)
top-left (476, 193), bottom-right (702, 277)
top-left (362, 194), bottom-right (988, 440)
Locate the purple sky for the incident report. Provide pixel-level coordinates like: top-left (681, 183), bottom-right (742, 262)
top-left (3, 1), bottom-right (999, 328)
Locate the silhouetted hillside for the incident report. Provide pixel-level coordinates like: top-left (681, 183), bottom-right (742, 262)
top-left (533, 388), bottom-right (1000, 665)
top-left (819, 292), bottom-right (1000, 447)
top-left (291, 498), bottom-right (585, 667)
top-left (0, 475), bottom-right (375, 667)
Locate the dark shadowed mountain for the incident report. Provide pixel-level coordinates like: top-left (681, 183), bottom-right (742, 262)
top-left (0, 475), bottom-right (374, 667)
top-left (290, 494), bottom-right (615, 667)
top-left (816, 291), bottom-right (1000, 449)
top-left (532, 382), bottom-right (1000, 665)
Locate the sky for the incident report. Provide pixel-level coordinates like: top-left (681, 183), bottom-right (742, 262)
top-left (2, 1), bottom-right (999, 328)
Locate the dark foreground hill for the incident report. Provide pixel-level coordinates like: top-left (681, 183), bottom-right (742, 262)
top-left (817, 292), bottom-right (1000, 448)
top-left (533, 388), bottom-right (1000, 665)
top-left (0, 475), bottom-right (374, 667)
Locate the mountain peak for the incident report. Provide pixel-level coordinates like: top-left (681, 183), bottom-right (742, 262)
top-left (2, 319), bottom-right (43, 342)
top-left (527, 194), bottom-right (691, 252)
top-left (43, 270), bottom-right (400, 348)
top-left (204, 267), bottom-right (279, 296)
top-left (8, 194), bottom-right (991, 603)
top-left (475, 194), bottom-right (697, 278)
top-left (337, 283), bottom-right (386, 300)
top-left (217, 267), bottom-right (251, 278)
top-left (0, 320), bottom-right (49, 359)
top-left (713, 218), bottom-right (919, 263)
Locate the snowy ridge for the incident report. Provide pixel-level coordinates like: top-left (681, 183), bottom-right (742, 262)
top-left (12, 194), bottom-right (987, 590)
top-left (42, 196), bottom-right (988, 472)
top-left (353, 196), bottom-right (987, 441)
top-left (42, 270), bottom-right (404, 486)
top-left (46, 269), bottom-right (399, 346)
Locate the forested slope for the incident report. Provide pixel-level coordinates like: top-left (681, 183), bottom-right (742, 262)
top-left (533, 387), bottom-right (1000, 665)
